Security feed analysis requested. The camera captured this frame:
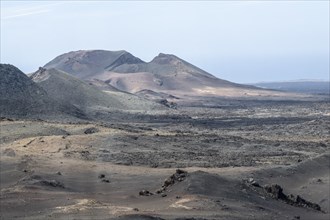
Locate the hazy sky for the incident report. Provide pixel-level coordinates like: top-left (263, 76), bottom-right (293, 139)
top-left (1, 1), bottom-right (329, 83)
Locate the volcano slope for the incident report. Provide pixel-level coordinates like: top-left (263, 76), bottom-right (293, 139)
top-left (43, 50), bottom-right (308, 103)
top-left (30, 67), bottom-right (163, 117)
top-left (1, 97), bottom-right (329, 219)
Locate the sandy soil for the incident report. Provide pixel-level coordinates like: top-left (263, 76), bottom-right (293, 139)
top-left (0, 101), bottom-right (329, 220)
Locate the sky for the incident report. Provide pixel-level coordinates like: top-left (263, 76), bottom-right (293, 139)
top-left (1, 1), bottom-right (329, 83)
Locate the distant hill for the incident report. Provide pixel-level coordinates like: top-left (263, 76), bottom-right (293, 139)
top-left (97, 53), bottom-right (249, 94)
top-left (44, 50), bottom-right (144, 79)
top-left (44, 50), bottom-right (303, 100)
top-left (0, 64), bottom-right (85, 120)
top-left (252, 81), bottom-right (329, 95)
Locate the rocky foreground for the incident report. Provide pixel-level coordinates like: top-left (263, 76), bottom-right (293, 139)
top-left (1, 100), bottom-right (329, 220)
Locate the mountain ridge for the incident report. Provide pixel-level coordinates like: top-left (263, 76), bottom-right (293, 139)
top-left (43, 50), bottom-right (254, 93)
top-left (43, 49), bottom-right (307, 100)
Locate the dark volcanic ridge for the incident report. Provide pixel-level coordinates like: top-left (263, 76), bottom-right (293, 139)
top-left (139, 169), bottom-right (324, 213)
top-left (0, 64), bottom-right (86, 121)
top-left (0, 64), bottom-right (164, 122)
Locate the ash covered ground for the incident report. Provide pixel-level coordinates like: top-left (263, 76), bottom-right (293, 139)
top-left (1, 100), bottom-right (329, 220)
